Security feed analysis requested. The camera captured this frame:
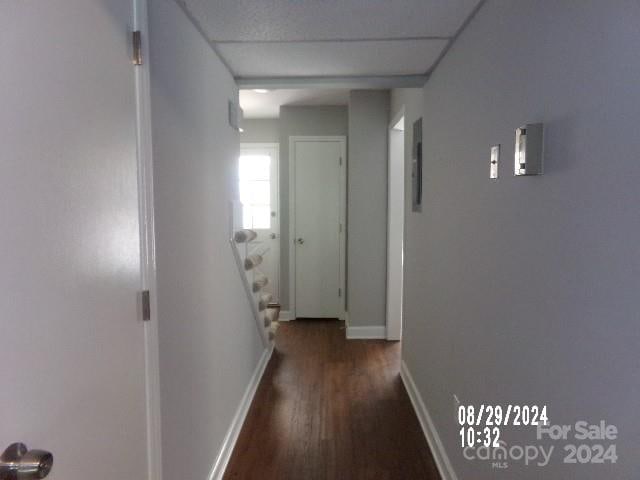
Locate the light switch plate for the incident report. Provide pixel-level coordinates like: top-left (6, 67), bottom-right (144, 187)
top-left (490, 144), bottom-right (500, 179)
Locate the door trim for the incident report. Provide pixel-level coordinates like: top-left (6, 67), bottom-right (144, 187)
top-left (288, 136), bottom-right (347, 320)
top-left (133, 0), bottom-right (162, 478)
top-left (386, 108), bottom-right (405, 341)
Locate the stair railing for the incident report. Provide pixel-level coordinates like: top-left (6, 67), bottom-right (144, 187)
top-left (228, 201), bottom-right (279, 347)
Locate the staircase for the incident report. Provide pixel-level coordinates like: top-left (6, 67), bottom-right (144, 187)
top-left (229, 201), bottom-right (280, 347)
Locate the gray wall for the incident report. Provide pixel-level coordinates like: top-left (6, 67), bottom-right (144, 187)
top-left (403, 1), bottom-right (640, 479)
top-left (347, 91), bottom-right (390, 328)
top-left (279, 106), bottom-right (348, 311)
top-left (148, 1), bottom-right (265, 479)
top-left (240, 118), bottom-right (280, 143)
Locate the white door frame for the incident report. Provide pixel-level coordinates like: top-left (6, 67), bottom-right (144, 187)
top-left (239, 142), bottom-right (281, 301)
top-left (386, 109), bottom-right (405, 341)
top-left (289, 136), bottom-right (347, 320)
top-left (133, 0), bottom-right (162, 478)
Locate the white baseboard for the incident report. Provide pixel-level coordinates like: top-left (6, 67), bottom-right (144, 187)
top-left (207, 345), bottom-right (274, 480)
top-left (400, 360), bottom-right (458, 480)
top-left (279, 311), bottom-right (347, 323)
top-left (346, 325), bottom-right (387, 339)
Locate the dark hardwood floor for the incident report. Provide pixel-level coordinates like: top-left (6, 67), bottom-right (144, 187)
top-left (223, 319), bottom-right (441, 480)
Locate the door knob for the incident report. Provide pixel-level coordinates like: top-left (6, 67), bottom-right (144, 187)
top-left (296, 238), bottom-right (304, 245)
top-left (269, 233), bottom-right (277, 239)
top-left (0, 443), bottom-right (53, 480)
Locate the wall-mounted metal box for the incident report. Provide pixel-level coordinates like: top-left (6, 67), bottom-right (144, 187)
top-left (514, 123), bottom-right (544, 176)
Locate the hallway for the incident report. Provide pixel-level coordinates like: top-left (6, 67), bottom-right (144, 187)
top-left (224, 320), bottom-right (440, 480)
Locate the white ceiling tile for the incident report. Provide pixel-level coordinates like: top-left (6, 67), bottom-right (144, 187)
top-left (182, 0), bottom-right (481, 41)
top-left (219, 39), bottom-right (448, 77)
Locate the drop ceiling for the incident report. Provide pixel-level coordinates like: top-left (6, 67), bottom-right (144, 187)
top-left (178, 0), bottom-right (484, 81)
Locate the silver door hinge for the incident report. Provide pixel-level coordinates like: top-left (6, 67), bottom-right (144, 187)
top-left (339, 157), bottom-right (343, 166)
top-left (339, 223), bottom-right (343, 233)
top-left (141, 290), bottom-right (151, 321)
top-left (338, 288), bottom-right (342, 297)
top-left (132, 31), bottom-right (143, 66)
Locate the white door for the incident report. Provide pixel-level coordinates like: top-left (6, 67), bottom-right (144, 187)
top-left (0, 1), bottom-right (149, 479)
top-left (239, 144), bottom-right (280, 302)
top-left (291, 138), bottom-right (345, 319)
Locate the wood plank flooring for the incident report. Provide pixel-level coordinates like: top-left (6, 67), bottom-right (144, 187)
top-left (223, 319), bottom-right (441, 480)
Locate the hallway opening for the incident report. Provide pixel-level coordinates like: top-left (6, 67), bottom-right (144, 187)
top-left (6, 1), bottom-right (639, 480)
top-left (224, 320), bottom-right (440, 480)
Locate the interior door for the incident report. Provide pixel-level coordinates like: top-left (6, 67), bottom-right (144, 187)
top-left (239, 144), bottom-right (280, 302)
top-left (292, 139), bottom-right (344, 318)
top-left (0, 1), bottom-right (149, 479)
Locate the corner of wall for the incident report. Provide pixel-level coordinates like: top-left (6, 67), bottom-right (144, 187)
top-left (346, 90), bottom-right (390, 330)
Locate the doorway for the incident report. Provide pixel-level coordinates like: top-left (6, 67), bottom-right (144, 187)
top-left (387, 113), bottom-right (405, 340)
top-left (239, 143), bottom-right (280, 302)
top-left (289, 136), bottom-right (346, 319)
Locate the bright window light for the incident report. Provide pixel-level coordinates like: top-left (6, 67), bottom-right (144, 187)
top-left (239, 154), bottom-right (271, 229)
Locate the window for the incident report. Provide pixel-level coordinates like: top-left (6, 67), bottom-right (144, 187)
top-left (239, 154), bottom-right (271, 229)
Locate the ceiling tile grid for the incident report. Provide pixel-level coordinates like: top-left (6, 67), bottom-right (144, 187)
top-left (219, 39), bottom-right (449, 77)
top-left (178, 0), bottom-right (483, 78)
top-left (183, 0), bottom-right (481, 41)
